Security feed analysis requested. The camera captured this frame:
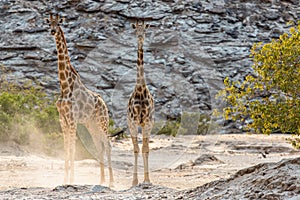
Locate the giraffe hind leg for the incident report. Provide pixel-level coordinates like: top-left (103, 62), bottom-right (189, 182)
top-left (104, 136), bottom-right (114, 187)
top-left (63, 131), bottom-right (70, 184)
top-left (69, 126), bottom-right (77, 184)
top-left (87, 124), bottom-right (106, 185)
top-left (59, 114), bottom-right (71, 184)
top-left (129, 122), bottom-right (139, 186)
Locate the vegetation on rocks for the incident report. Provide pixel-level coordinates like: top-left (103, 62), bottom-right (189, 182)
top-left (218, 23), bottom-right (300, 148)
top-left (0, 65), bottom-right (123, 156)
top-left (0, 65), bottom-right (61, 152)
top-left (152, 112), bottom-right (211, 136)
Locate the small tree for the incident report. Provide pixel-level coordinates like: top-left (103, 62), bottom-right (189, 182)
top-left (218, 23), bottom-right (300, 148)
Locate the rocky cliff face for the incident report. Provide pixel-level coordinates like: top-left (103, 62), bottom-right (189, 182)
top-left (1, 0), bottom-right (299, 130)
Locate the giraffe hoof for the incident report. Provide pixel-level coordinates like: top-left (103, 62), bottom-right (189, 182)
top-left (109, 182), bottom-right (115, 188)
top-left (132, 179), bottom-right (138, 187)
top-left (143, 180), bottom-right (151, 184)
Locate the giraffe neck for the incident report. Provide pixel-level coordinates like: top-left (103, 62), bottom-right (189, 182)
top-left (136, 38), bottom-right (146, 87)
top-left (55, 27), bottom-right (79, 97)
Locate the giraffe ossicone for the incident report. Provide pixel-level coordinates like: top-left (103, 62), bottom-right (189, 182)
top-left (45, 13), bottom-right (114, 187)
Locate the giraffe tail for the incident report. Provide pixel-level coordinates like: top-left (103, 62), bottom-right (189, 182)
top-left (109, 128), bottom-right (126, 138)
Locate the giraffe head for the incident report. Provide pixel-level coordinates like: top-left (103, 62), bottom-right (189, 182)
top-left (45, 14), bottom-right (65, 36)
top-left (131, 20), bottom-right (150, 43)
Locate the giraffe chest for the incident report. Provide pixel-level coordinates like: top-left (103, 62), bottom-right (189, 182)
top-left (128, 89), bottom-right (154, 124)
top-left (130, 87), bottom-right (153, 106)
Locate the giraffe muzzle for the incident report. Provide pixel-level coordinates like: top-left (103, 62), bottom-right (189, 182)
top-left (51, 29), bottom-right (56, 35)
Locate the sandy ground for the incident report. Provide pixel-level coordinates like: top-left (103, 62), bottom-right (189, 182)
top-left (0, 133), bottom-right (299, 193)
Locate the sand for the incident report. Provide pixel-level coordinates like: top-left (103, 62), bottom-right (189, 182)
top-left (0, 133), bottom-right (299, 199)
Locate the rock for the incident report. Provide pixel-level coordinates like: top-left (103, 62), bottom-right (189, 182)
top-left (1, 0), bottom-right (300, 133)
top-left (76, 0), bottom-right (102, 13)
top-left (0, 157), bottom-right (299, 199)
top-left (179, 157), bottom-right (300, 200)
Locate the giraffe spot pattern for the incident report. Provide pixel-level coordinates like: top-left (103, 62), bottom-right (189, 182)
top-left (58, 54), bottom-right (64, 60)
top-left (50, 17), bottom-right (112, 184)
top-left (61, 82), bottom-right (68, 90)
top-left (59, 72), bottom-right (65, 80)
top-left (58, 62), bottom-right (65, 71)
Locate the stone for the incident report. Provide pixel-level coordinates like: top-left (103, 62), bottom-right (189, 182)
top-left (0, 0), bottom-right (299, 133)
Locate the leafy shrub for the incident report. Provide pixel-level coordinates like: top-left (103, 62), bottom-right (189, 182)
top-left (217, 23), bottom-right (300, 148)
top-left (0, 65), bottom-right (127, 156)
top-left (152, 112), bottom-right (211, 136)
top-left (0, 66), bottom-right (61, 146)
top-left (154, 119), bottom-right (181, 137)
top-left (179, 112), bottom-right (211, 135)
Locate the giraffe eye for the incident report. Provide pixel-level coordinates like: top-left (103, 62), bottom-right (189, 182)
top-left (131, 23), bottom-right (137, 29)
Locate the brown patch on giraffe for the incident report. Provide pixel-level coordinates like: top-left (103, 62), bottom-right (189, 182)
top-left (138, 49), bottom-right (143, 60)
top-left (58, 63), bottom-right (65, 71)
top-left (143, 89), bottom-right (148, 97)
top-left (58, 54), bottom-right (64, 60)
top-left (137, 86), bottom-right (143, 92)
top-left (137, 59), bottom-right (143, 66)
top-left (69, 83), bottom-right (74, 92)
top-left (61, 82), bottom-right (68, 90)
top-left (64, 89), bottom-right (70, 94)
top-left (59, 72), bottom-right (66, 80)
top-left (144, 100), bottom-right (149, 106)
top-left (68, 78), bottom-right (72, 84)
top-left (135, 93), bottom-right (142, 100)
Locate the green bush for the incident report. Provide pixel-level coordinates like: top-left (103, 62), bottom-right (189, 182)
top-left (154, 119), bottom-right (181, 137)
top-left (179, 112), bottom-right (211, 135)
top-left (217, 23), bottom-right (300, 148)
top-left (152, 112), bottom-right (211, 136)
top-left (0, 65), bottom-right (126, 155)
top-left (0, 65), bottom-right (61, 148)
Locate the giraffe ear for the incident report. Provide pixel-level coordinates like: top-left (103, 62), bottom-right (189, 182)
top-left (131, 23), bottom-right (136, 29)
top-left (59, 17), bottom-right (65, 24)
top-left (145, 24), bottom-right (150, 29)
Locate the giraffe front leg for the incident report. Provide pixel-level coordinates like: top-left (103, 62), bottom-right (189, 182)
top-left (69, 125), bottom-right (77, 184)
top-left (131, 135), bottom-right (139, 186)
top-left (142, 126), bottom-right (151, 184)
top-left (99, 142), bottom-right (105, 185)
top-left (128, 118), bottom-right (140, 186)
top-left (59, 114), bottom-right (70, 184)
top-left (63, 131), bottom-right (70, 184)
top-left (142, 137), bottom-right (150, 183)
top-left (129, 123), bottom-right (139, 186)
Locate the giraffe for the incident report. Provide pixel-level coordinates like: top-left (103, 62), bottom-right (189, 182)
top-left (45, 14), bottom-right (114, 187)
top-left (127, 19), bottom-right (154, 186)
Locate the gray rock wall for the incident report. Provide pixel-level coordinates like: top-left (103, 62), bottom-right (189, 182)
top-left (1, 0), bottom-right (299, 131)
